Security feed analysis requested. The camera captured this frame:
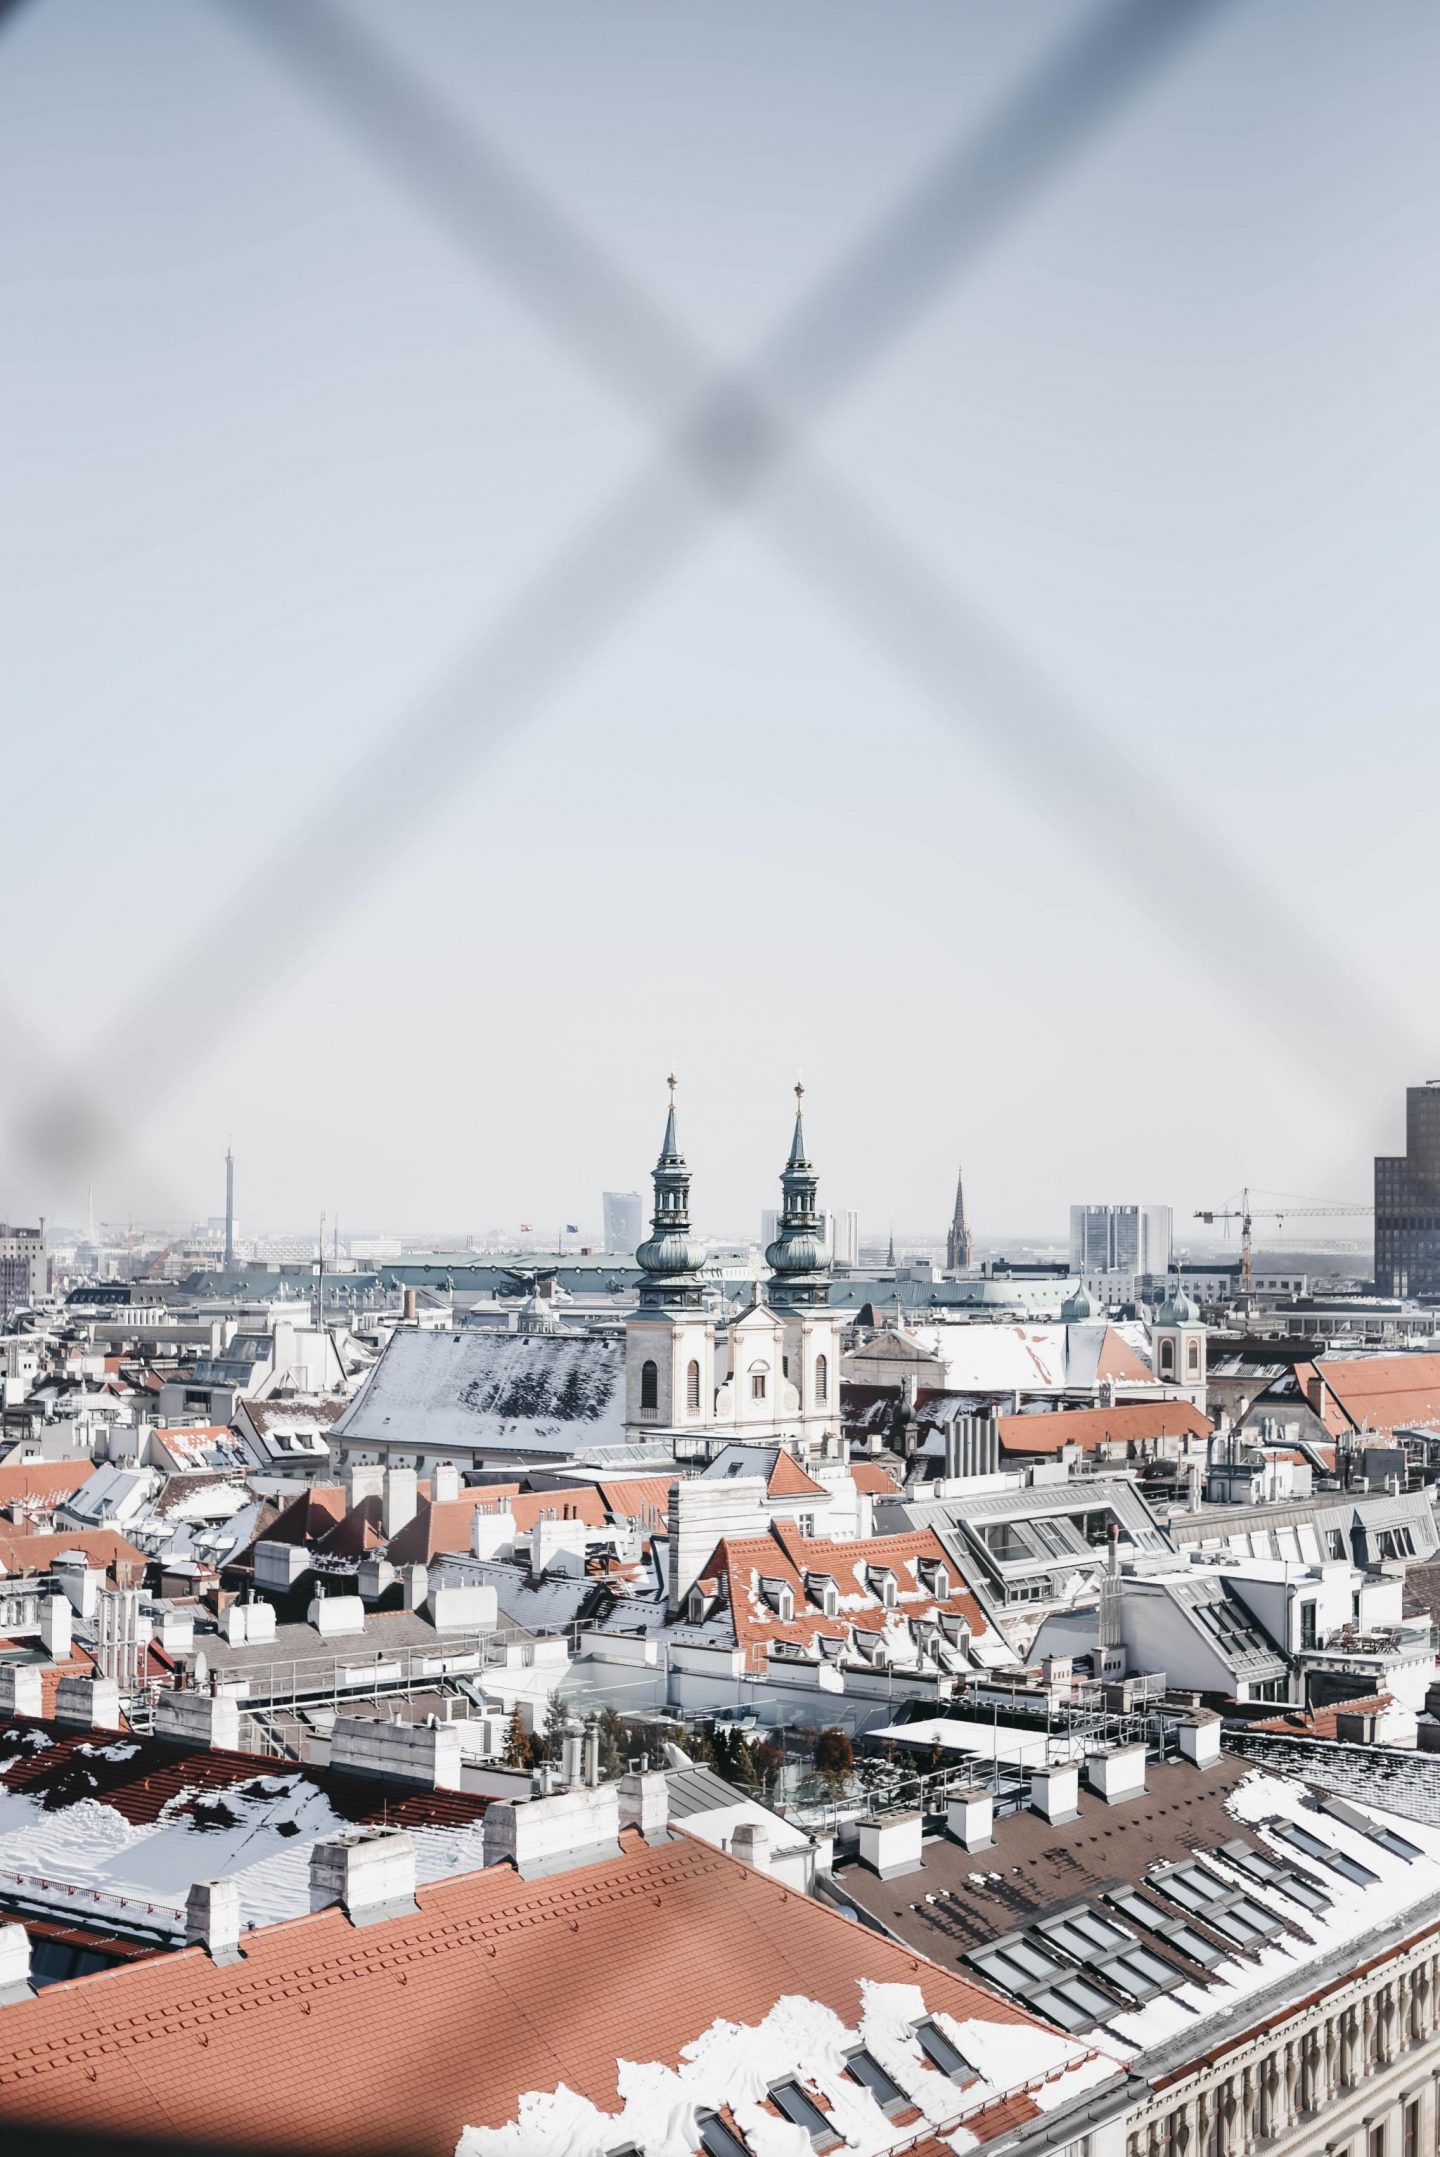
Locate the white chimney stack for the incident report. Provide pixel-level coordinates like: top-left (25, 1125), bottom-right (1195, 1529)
top-left (0, 1924), bottom-right (33, 2005)
top-left (185, 1878), bottom-right (243, 1964)
top-left (383, 1467), bottom-right (418, 1538)
top-left (309, 1829), bottom-right (418, 1926)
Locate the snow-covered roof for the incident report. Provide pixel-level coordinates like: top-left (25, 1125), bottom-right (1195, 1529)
top-left (333, 1329), bottom-right (625, 1454)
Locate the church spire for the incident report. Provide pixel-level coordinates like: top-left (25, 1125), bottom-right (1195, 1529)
top-left (765, 1081), bottom-right (830, 1310)
top-left (946, 1163), bottom-right (974, 1273)
top-left (635, 1074), bottom-right (704, 1309)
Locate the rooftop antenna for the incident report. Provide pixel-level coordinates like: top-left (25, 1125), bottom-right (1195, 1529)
top-left (223, 1148), bottom-right (235, 1271)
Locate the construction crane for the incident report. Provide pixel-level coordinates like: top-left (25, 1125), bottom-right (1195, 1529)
top-left (1193, 1187), bottom-right (1373, 1293)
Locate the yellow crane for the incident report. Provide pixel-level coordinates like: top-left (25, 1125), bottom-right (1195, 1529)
top-left (1193, 1188), bottom-right (1373, 1294)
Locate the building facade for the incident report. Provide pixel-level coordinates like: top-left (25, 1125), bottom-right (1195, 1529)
top-left (602, 1190), bottom-right (644, 1257)
top-left (1375, 1080), bottom-right (1440, 1296)
top-left (0, 1224), bottom-right (45, 1318)
top-left (1070, 1202), bottom-right (1173, 1277)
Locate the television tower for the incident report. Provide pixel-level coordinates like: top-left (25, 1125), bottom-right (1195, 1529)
top-left (223, 1149), bottom-right (235, 1270)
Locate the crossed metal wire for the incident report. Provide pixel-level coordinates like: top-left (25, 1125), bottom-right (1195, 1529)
top-left (3, 0), bottom-right (1414, 1210)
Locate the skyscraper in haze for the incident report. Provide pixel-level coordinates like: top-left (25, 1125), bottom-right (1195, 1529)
top-left (602, 1191), bottom-right (644, 1257)
top-left (1375, 1081), bottom-right (1440, 1295)
top-left (1069, 1202), bottom-right (1172, 1276)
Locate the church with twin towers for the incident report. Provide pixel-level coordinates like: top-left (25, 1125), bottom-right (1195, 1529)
top-left (623, 1079), bottom-right (845, 1451)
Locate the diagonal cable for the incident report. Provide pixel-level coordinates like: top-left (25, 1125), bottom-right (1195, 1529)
top-left (8, 0), bottom-right (1403, 1187)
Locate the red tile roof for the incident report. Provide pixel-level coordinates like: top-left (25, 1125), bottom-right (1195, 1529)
top-left (1295, 1354), bottom-right (1440, 1439)
top-left (0, 1832), bottom-right (1061, 2156)
top-left (595, 1476), bottom-right (675, 1522)
top-left (850, 1461), bottom-right (902, 1496)
top-left (0, 1460), bottom-right (94, 1506)
top-left (996, 1399), bottom-right (1211, 1456)
top-left (1248, 1692), bottom-right (1395, 1739)
top-left (0, 1717), bottom-right (491, 1832)
top-left (0, 1529), bottom-right (147, 1583)
top-left (697, 1519), bottom-right (991, 1672)
top-left (765, 1450), bottom-right (828, 1499)
top-left (1096, 1325), bottom-right (1159, 1383)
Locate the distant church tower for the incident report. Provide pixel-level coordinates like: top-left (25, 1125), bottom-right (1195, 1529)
top-left (945, 1163), bottom-right (974, 1273)
top-left (765, 1084), bottom-right (845, 1442)
top-left (1154, 1274), bottom-right (1207, 1412)
top-left (624, 1078), bottom-right (715, 1435)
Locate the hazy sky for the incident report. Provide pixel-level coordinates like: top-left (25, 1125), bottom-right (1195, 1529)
top-left (2, 1), bottom-right (1438, 1244)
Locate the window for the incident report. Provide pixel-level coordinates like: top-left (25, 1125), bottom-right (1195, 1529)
top-left (686, 1359), bottom-right (701, 1411)
top-left (1370, 2126), bottom-right (1386, 2157)
top-left (915, 2019), bottom-right (972, 2078)
top-left (770, 2081), bottom-right (835, 2144)
top-left (1272, 1820), bottom-right (1379, 1887)
top-left (815, 1353), bottom-right (829, 1403)
top-left (1300, 1601), bottom-right (1318, 1650)
top-left (1187, 1341), bottom-right (1200, 1376)
top-left (750, 1365), bottom-right (768, 1401)
top-left (698, 2115), bottom-right (749, 2157)
top-left (640, 1359), bottom-right (658, 1411)
top-left (1159, 1339), bottom-right (1176, 1376)
top-left (846, 2050), bottom-right (904, 2112)
top-left (1403, 2096), bottom-right (1418, 2157)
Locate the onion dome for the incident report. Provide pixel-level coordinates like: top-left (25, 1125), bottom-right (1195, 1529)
top-left (765, 1083), bottom-right (832, 1311)
top-left (1061, 1282), bottom-right (1094, 1321)
top-left (635, 1076), bottom-right (706, 1310)
top-left (1157, 1276), bottom-right (1201, 1325)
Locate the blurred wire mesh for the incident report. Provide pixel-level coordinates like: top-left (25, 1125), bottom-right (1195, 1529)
top-left (3, 0), bottom-right (1413, 1194)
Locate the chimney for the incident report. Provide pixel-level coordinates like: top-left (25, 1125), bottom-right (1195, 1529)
top-left (53, 1675), bottom-right (122, 1731)
top-left (39, 1592), bottom-right (72, 1660)
top-left (432, 1461), bottom-right (461, 1502)
top-left (1085, 1743), bottom-right (1147, 1806)
top-left (1029, 1761), bottom-right (1081, 1825)
top-left (561, 1724), bottom-right (585, 1789)
top-left (730, 1821), bottom-right (770, 1869)
top-left (383, 1467), bottom-right (418, 1538)
top-left (185, 1878), bottom-right (242, 1964)
top-left (0, 1666), bottom-right (43, 1718)
top-left (1176, 1714), bottom-right (1222, 1770)
top-left (0, 1924), bottom-right (33, 2006)
top-left (945, 1786), bottom-right (994, 1851)
top-left (583, 1719), bottom-right (601, 1789)
top-left (618, 1770), bottom-right (669, 1839)
top-left (856, 1812), bottom-right (923, 1880)
top-left (402, 1288), bottom-right (418, 1322)
top-left (154, 1690), bottom-right (241, 1752)
top-left (309, 1829), bottom-right (418, 1925)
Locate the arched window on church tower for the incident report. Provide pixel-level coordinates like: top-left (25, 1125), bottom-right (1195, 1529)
top-left (1186, 1340), bottom-right (1200, 1377)
top-left (815, 1353), bottom-right (829, 1403)
top-left (1159, 1339), bottom-right (1176, 1378)
top-left (640, 1359), bottom-right (658, 1412)
top-left (686, 1359), bottom-right (701, 1411)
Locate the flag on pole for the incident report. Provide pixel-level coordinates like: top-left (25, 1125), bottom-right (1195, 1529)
top-left (565, 1223), bottom-right (579, 1234)
top-left (520, 1222), bottom-right (533, 1233)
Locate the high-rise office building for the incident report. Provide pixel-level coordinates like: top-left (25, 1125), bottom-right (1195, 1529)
top-left (1069, 1202), bottom-right (1172, 1277)
top-left (602, 1191), bottom-right (644, 1257)
top-left (832, 1208), bottom-right (859, 1269)
top-left (1375, 1081), bottom-right (1440, 1295)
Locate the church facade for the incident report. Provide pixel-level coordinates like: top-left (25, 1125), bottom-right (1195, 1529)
top-left (624, 1080), bottom-right (845, 1455)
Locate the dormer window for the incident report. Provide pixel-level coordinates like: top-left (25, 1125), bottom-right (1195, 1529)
top-left (688, 1589), bottom-right (707, 1622)
top-left (867, 1566), bottom-right (898, 1609)
top-left (806, 1572), bottom-right (839, 1617)
top-left (918, 1558), bottom-right (949, 1600)
top-left (761, 1576), bottom-right (794, 1621)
